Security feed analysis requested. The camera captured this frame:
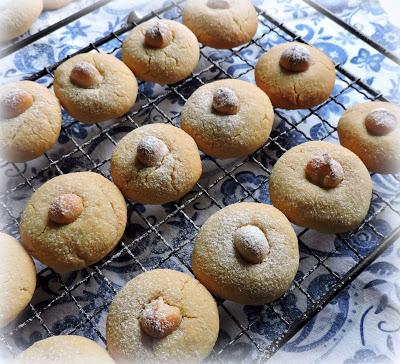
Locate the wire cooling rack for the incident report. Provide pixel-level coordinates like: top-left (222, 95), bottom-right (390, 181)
top-left (1, 0), bottom-right (400, 362)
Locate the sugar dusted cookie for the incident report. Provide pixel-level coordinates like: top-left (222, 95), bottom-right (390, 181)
top-left (0, 0), bottom-right (43, 42)
top-left (0, 81), bottom-right (62, 162)
top-left (122, 19), bottom-right (199, 84)
top-left (0, 233), bottom-right (36, 328)
top-left (192, 202), bottom-right (299, 305)
top-left (43, 0), bottom-right (73, 10)
top-left (183, 0), bottom-right (258, 49)
top-left (255, 42), bottom-right (336, 109)
top-left (54, 53), bottom-right (138, 123)
top-left (269, 141), bottom-right (372, 233)
top-left (111, 123), bottom-right (202, 205)
top-left (15, 335), bottom-right (115, 364)
top-left (20, 172), bottom-right (127, 272)
top-left (106, 269), bottom-right (219, 363)
top-left (338, 101), bottom-right (400, 174)
top-left (180, 79), bottom-right (274, 158)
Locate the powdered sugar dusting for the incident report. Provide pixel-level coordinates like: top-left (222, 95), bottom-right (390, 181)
top-left (212, 87), bottom-right (240, 115)
top-left (283, 44), bottom-right (310, 63)
top-left (306, 153), bottom-right (344, 188)
top-left (233, 225), bottom-right (269, 264)
top-left (136, 135), bottom-right (169, 167)
top-left (365, 107), bottom-right (398, 136)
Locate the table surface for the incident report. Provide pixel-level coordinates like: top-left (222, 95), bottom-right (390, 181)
top-left (1, 1), bottom-right (399, 363)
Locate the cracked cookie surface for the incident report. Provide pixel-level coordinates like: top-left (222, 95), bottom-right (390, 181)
top-left (192, 202), bottom-right (299, 305)
top-left (54, 53), bottom-right (138, 123)
top-left (183, 0), bottom-right (258, 49)
top-left (122, 19), bottom-right (199, 84)
top-left (0, 233), bottom-right (36, 328)
top-left (180, 79), bottom-right (274, 158)
top-left (255, 42), bottom-right (336, 109)
top-left (106, 269), bottom-right (219, 364)
top-left (111, 123), bottom-right (202, 205)
top-left (269, 141), bottom-right (372, 233)
top-left (0, 81), bottom-right (62, 162)
top-left (20, 172), bottom-right (127, 273)
top-left (338, 101), bottom-right (400, 174)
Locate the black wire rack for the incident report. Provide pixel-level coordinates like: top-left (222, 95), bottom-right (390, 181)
top-left (1, 0), bottom-right (400, 362)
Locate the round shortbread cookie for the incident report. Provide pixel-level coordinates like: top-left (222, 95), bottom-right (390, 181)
top-left (106, 269), bottom-right (219, 363)
top-left (20, 172), bottom-right (127, 273)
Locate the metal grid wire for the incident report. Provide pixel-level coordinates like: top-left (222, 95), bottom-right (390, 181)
top-left (1, 0), bottom-right (400, 362)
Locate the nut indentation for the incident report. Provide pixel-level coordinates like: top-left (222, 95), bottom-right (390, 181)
top-left (279, 44), bottom-right (311, 73)
top-left (0, 90), bottom-right (33, 119)
top-left (48, 194), bottom-right (84, 225)
top-left (212, 87), bottom-right (240, 115)
top-left (139, 297), bottom-right (182, 339)
top-left (70, 62), bottom-right (103, 89)
top-left (365, 108), bottom-right (397, 136)
top-left (233, 225), bottom-right (269, 264)
top-left (207, 0), bottom-right (230, 9)
top-left (136, 136), bottom-right (169, 167)
top-left (144, 21), bottom-right (173, 49)
top-left (305, 153), bottom-right (344, 189)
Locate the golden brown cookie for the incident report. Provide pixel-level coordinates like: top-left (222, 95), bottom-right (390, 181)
top-left (43, 0), bottom-right (73, 10)
top-left (53, 53), bottom-right (138, 123)
top-left (0, 233), bottom-right (36, 328)
top-left (338, 101), bottom-right (400, 174)
top-left (15, 335), bottom-right (115, 364)
top-left (192, 202), bottom-right (299, 305)
top-left (0, 0), bottom-right (43, 42)
top-left (255, 42), bottom-right (336, 109)
top-left (180, 79), bottom-right (274, 158)
top-left (106, 269), bottom-right (219, 364)
top-left (269, 141), bottom-right (372, 233)
top-left (20, 172), bottom-right (127, 273)
top-left (0, 81), bottom-right (62, 162)
top-left (182, 0), bottom-right (258, 49)
top-left (111, 123), bottom-right (202, 205)
top-left (122, 19), bottom-right (199, 84)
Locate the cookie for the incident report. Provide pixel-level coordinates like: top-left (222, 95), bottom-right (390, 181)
top-left (15, 335), bottom-right (115, 364)
top-left (0, 81), bottom-right (62, 162)
top-left (269, 141), bottom-right (372, 233)
top-left (106, 269), bottom-right (219, 363)
top-left (180, 79), bottom-right (274, 158)
top-left (20, 172), bottom-right (127, 273)
top-left (43, 0), bottom-right (73, 10)
top-left (0, 233), bottom-right (36, 328)
top-left (122, 19), bottom-right (199, 84)
top-left (111, 123), bottom-right (202, 205)
top-left (338, 101), bottom-right (400, 174)
top-left (255, 42), bottom-right (336, 109)
top-left (54, 53), bottom-right (138, 123)
top-left (182, 0), bottom-right (258, 49)
top-left (0, 0), bottom-right (43, 42)
top-left (192, 202), bottom-right (299, 305)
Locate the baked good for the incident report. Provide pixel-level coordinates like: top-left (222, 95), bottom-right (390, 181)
top-left (0, 0), bottom-right (43, 42)
top-left (255, 42), bottom-right (336, 109)
top-left (106, 269), bottom-right (219, 363)
top-left (122, 19), bottom-right (199, 84)
top-left (15, 335), bottom-right (115, 364)
top-left (182, 0), bottom-right (258, 49)
top-left (0, 233), bottom-right (36, 328)
top-left (20, 172), bottom-right (127, 273)
top-left (111, 123), bottom-right (202, 205)
top-left (180, 79), bottom-right (274, 158)
top-left (269, 141), bottom-right (372, 233)
top-left (43, 0), bottom-right (73, 10)
top-left (338, 101), bottom-right (400, 174)
top-left (53, 53), bottom-right (137, 123)
top-left (0, 81), bottom-right (62, 162)
top-left (192, 202), bottom-right (299, 305)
